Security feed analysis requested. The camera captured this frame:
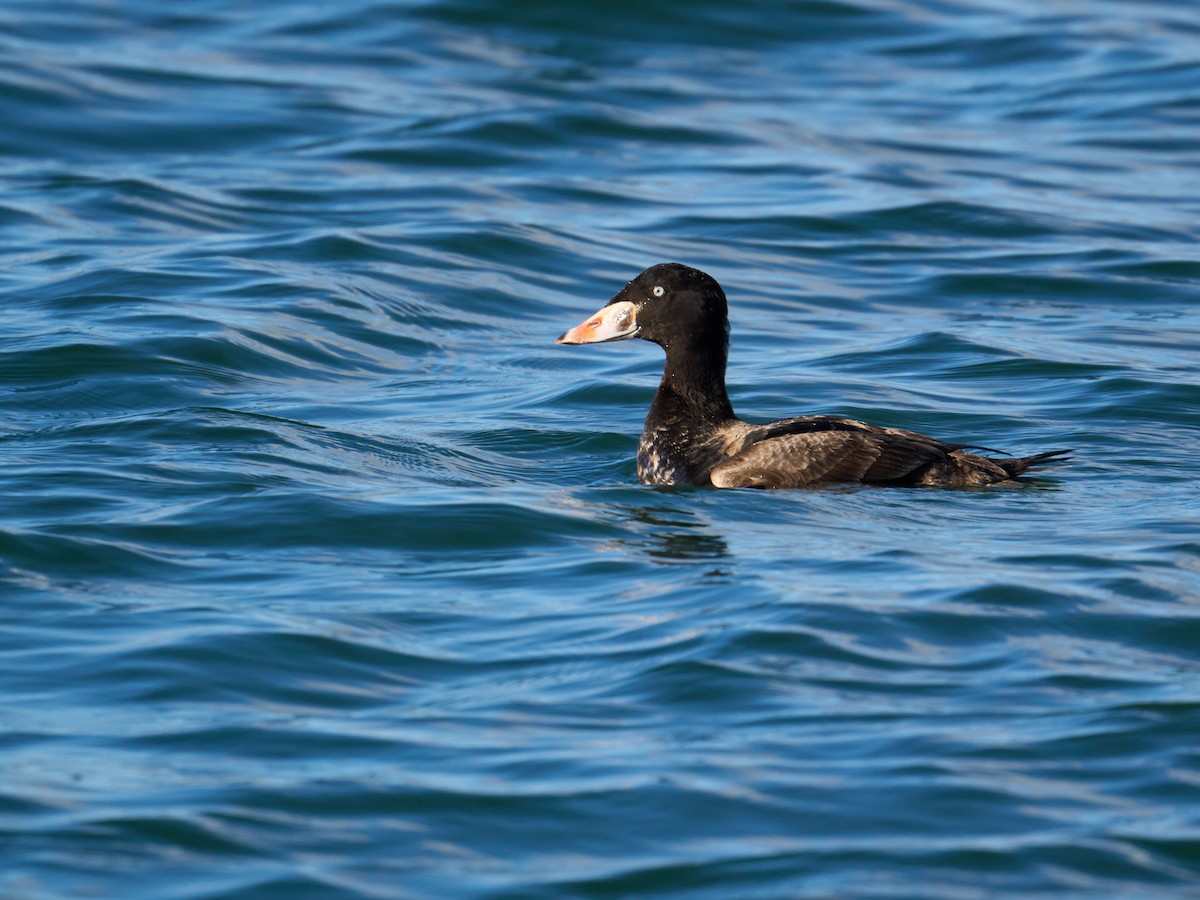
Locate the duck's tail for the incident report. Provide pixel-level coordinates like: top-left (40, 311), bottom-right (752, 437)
top-left (995, 449), bottom-right (1074, 479)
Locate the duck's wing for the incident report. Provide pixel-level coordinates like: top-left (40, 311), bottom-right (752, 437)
top-left (709, 417), bottom-right (950, 488)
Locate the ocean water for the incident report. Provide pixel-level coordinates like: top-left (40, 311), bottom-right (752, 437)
top-left (2, 0), bottom-right (1199, 896)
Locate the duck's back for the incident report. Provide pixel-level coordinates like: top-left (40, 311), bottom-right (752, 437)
top-left (707, 416), bottom-right (1066, 488)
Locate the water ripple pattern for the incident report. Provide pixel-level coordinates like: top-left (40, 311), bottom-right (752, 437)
top-left (1, 0), bottom-right (1198, 896)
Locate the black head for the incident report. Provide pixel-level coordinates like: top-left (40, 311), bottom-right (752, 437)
top-left (557, 262), bottom-right (729, 352)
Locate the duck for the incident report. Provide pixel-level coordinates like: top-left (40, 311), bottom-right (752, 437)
top-left (557, 262), bottom-right (1071, 488)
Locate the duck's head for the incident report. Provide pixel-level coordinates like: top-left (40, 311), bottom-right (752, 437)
top-left (556, 262), bottom-right (728, 352)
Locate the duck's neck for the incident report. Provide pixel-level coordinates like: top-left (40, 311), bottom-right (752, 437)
top-left (637, 337), bottom-right (736, 486)
top-left (652, 348), bottom-right (734, 427)
top-left (651, 335), bottom-right (734, 424)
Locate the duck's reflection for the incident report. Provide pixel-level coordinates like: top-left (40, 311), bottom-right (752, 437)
top-left (551, 486), bottom-right (733, 572)
top-left (615, 498), bottom-right (730, 566)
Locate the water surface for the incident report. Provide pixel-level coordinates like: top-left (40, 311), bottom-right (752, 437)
top-left (2, 1), bottom-right (1199, 896)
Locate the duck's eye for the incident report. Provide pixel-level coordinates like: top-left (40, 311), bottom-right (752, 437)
top-left (652, 286), bottom-right (665, 297)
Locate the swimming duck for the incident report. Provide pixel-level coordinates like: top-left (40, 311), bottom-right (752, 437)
top-left (557, 263), bottom-right (1070, 488)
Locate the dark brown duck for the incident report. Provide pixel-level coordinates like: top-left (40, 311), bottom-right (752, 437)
top-left (557, 263), bottom-right (1071, 488)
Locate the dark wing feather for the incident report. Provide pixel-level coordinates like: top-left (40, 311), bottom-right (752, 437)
top-left (710, 425), bottom-right (947, 489)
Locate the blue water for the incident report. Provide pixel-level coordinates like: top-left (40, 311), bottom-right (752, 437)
top-left (3, 1), bottom-right (1199, 896)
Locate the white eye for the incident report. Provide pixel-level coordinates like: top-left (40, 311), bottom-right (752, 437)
top-left (652, 285), bottom-right (665, 297)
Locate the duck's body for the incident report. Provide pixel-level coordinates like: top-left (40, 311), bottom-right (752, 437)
top-left (637, 410), bottom-right (1066, 489)
top-left (557, 263), bottom-right (1070, 489)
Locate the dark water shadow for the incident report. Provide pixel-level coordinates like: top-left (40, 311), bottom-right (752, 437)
top-left (608, 495), bottom-right (733, 571)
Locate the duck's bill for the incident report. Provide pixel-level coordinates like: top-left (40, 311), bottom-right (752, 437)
top-left (556, 301), bottom-right (638, 345)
